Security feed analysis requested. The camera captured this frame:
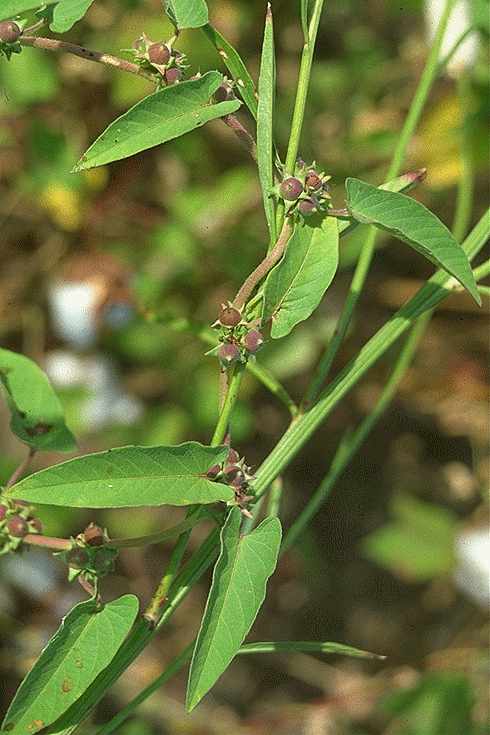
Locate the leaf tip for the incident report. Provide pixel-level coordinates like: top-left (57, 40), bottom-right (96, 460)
top-left (266, 2), bottom-right (273, 20)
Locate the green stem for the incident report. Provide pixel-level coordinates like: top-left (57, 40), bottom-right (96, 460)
top-left (452, 73), bottom-right (474, 242)
top-left (211, 364), bottom-right (245, 446)
top-left (266, 477), bottom-right (283, 518)
top-left (282, 312), bottom-right (430, 552)
top-left (275, 0), bottom-right (326, 235)
top-left (303, 0), bottom-right (457, 405)
top-left (284, 0), bottom-right (326, 176)
top-left (472, 258), bottom-right (490, 282)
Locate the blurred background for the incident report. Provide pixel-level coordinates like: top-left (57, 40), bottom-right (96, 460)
top-left (0, 0), bottom-right (489, 732)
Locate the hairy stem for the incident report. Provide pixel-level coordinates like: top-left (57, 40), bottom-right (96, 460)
top-left (233, 218), bottom-right (293, 309)
top-left (20, 36), bottom-right (157, 81)
top-left (5, 448), bottom-right (36, 489)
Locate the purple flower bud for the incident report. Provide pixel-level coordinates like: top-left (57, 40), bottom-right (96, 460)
top-left (7, 515), bottom-right (28, 538)
top-left (218, 342), bottom-right (241, 367)
top-left (28, 518), bottom-right (43, 534)
top-left (0, 505), bottom-right (7, 522)
top-left (280, 177), bottom-right (304, 201)
top-left (223, 465), bottom-right (241, 482)
top-left (305, 171), bottom-right (322, 191)
top-left (165, 67), bottom-right (183, 85)
top-left (219, 305), bottom-right (242, 327)
top-left (206, 463), bottom-right (222, 479)
top-left (298, 198), bottom-right (316, 217)
top-left (0, 21), bottom-right (21, 44)
top-left (243, 330), bottom-right (264, 354)
top-left (83, 523), bottom-right (105, 547)
top-left (215, 84), bottom-right (234, 102)
top-left (148, 42), bottom-right (171, 66)
top-left (227, 448), bottom-right (240, 465)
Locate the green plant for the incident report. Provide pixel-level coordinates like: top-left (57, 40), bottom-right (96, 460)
top-left (0, 0), bottom-right (488, 732)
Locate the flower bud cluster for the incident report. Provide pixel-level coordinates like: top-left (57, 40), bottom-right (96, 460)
top-left (0, 20), bottom-right (23, 60)
top-left (213, 303), bottom-right (265, 368)
top-left (131, 34), bottom-right (187, 85)
top-left (59, 523), bottom-right (118, 583)
top-left (207, 448), bottom-right (255, 517)
top-left (213, 78), bottom-right (236, 103)
top-left (277, 161), bottom-right (332, 219)
top-left (0, 498), bottom-right (42, 555)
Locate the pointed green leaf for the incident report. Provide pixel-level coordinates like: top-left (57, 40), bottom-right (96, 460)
top-left (1, 595), bottom-right (139, 735)
top-left (5, 443), bottom-right (234, 507)
top-left (49, 0), bottom-right (94, 33)
top-left (239, 640), bottom-right (385, 660)
top-left (345, 178), bottom-right (481, 304)
top-left (72, 72), bottom-right (241, 172)
top-left (163, 0), bottom-right (208, 30)
top-left (202, 24), bottom-right (258, 119)
top-left (0, 0), bottom-right (57, 21)
top-left (0, 348), bottom-right (76, 453)
top-left (186, 508), bottom-right (281, 711)
top-left (339, 169), bottom-right (427, 238)
top-left (257, 4), bottom-right (276, 241)
top-left (263, 214), bottom-right (339, 338)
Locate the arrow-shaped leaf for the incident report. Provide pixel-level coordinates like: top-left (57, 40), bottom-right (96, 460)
top-left (186, 507), bottom-right (282, 711)
top-left (345, 178), bottom-right (481, 305)
top-left (1, 595), bottom-right (139, 735)
top-left (5, 443), bottom-right (234, 508)
top-left (72, 72), bottom-right (241, 172)
top-left (263, 214), bottom-right (339, 338)
top-left (0, 348), bottom-right (76, 453)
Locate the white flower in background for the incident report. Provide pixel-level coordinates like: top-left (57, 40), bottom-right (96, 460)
top-left (48, 280), bottom-right (100, 349)
top-left (425, 0), bottom-right (479, 76)
top-left (454, 528), bottom-right (490, 608)
top-left (45, 352), bottom-right (143, 431)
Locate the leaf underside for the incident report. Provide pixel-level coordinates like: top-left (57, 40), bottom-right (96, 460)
top-left (263, 214), bottom-right (339, 338)
top-left (6, 442), bottom-right (234, 508)
top-left (163, 0), bottom-right (209, 30)
top-left (0, 0), bottom-right (57, 21)
top-left (0, 347), bottom-right (76, 452)
top-left (186, 507), bottom-right (282, 711)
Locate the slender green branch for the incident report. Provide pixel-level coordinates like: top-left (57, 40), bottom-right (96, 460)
top-left (95, 643), bottom-right (194, 735)
top-left (303, 0), bottom-right (458, 406)
top-left (472, 258), bottom-right (490, 282)
top-left (143, 520), bottom-right (195, 624)
top-left (5, 447), bottom-right (36, 488)
top-left (211, 364), bottom-right (245, 446)
top-left (266, 477), bottom-right (283, 517)
top-left (284, 0), bottom-right (326, 175)
top-left (282, 312), bottom-right (430, 552)
top-left (452, 74), bottom-right (475, 242)
top-left (248, 361), bottom-right (298, 417)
